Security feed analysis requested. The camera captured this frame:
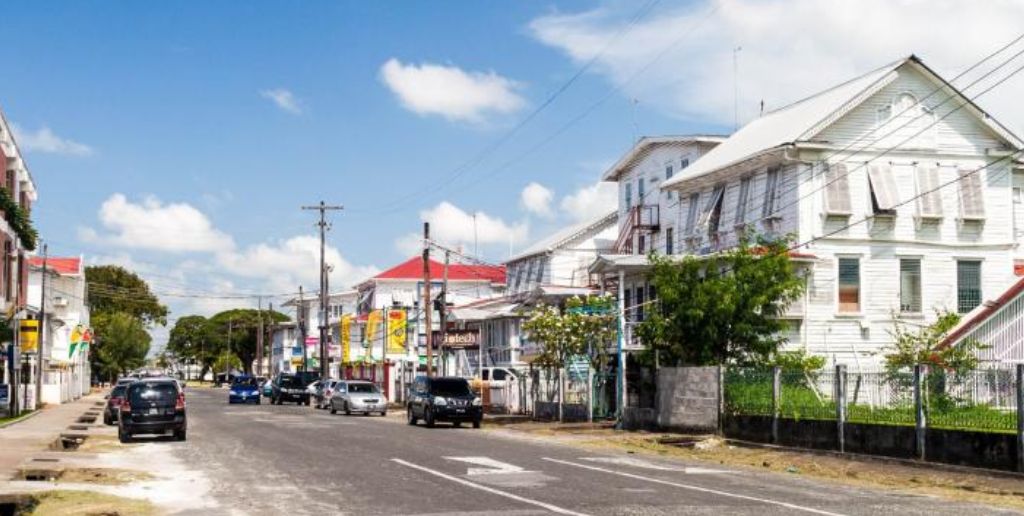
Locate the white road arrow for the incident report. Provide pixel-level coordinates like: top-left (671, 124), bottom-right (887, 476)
top-left (443, 456), bottom-right (530, 476)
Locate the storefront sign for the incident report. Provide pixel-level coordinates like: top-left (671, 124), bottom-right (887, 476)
top-left (340, 315), bottom-right (352, 364)
top-left (387, 309), bottom-right (407, 354)
top-left (19, 320), bottom-right (39, 354)
top-left (433, 330), bottom-right (479, 349)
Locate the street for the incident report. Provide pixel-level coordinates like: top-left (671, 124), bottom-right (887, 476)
top-left (167, 388), bottom-right (1014, 515)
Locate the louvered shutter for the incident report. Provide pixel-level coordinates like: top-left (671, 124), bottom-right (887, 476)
top-left (735, 177), bottom-right (751, 224)
top-left (867, 164), bottom-right (900, 211)
top-left (824, 163), bottom-right (852, 215)
top-left (958, 167), bottom-right (985, 220)
top-left (697, 185), bottom-right (725, 228)
top-left (915, 165), bottom-right (943, 218)
top-left (762, 168), bottom-right (780, 218)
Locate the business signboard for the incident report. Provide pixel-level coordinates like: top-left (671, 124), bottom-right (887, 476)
top-left (0, 384), bottom-right (9, 408)
top-left (432, 330), bottom-right (479, 350)
top-left (19, 320), bottom-right (39, 354)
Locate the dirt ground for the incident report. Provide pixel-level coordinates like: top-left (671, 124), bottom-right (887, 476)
top-left (489, 421), bottom-right (1024, 511)
top-left (17, 490), bottom-right (157, 516)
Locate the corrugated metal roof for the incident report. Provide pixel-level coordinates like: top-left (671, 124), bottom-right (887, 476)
top-left (506, 211), bottom-right (617, 263)
top-left (602, 135), bottom-right (727, 182)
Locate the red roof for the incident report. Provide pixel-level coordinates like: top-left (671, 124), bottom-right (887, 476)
top-left (28, 256), bottom-right (82, 276)
top-left (374, 256), bottom-right (505, 284)
top-left (941, 276), bottom-right (1024, 348)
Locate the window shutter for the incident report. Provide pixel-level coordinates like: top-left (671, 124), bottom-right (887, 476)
top-left (735, 177), bottom-right (751, 225)
top-left (824, 163), bottom-right (852, 215)
top-left (762, 168), bottom-right (780, 218)
top-left (867, 164), bottom-right (900, 211)
top-left (697, 185), bottom-right (725, 228)
top-left (915, 165), bottom-right (943, 218)
top-left (958, 167), bottom-right (985, 220)
top-left (685, 193), bottom-right (700, 234)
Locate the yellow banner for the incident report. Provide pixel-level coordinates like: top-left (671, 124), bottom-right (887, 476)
top-left (366, 310), bottom-right (382, 343)
top-left (340, 315), bottom-right (352, 364)
top-left (20, 319), bottom-right (39, 353)
top-left (387, 309), bottom-right (407, 354)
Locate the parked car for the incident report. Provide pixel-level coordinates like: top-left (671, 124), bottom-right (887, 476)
top-left (118, 377), bottom-right (187, 442)
top-left (407, 376), bottom-right (482, 428)
top-left (261, 379), bottom-right (273, 398)
top-left (314, 379), bottom-right (340, 409)
top-left (330, 380), bottom-right (387, 416)
top-left (115, 377), bottom-right (136, 387)
top-left (228, 375), bottom-right (261, 404)
top-left (103, 384), bottom-right (129, 425)
top-left (270, 372), bottom-right (312, 405)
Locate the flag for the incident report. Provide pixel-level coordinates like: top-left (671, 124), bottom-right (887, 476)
top-left (340, 315), bottom-right (352, 364)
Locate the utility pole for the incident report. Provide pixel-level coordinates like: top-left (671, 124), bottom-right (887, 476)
top-left (37, 243), bottom-right (47, 408)
top-left (256, 296), bottom-right (263, 377)
top-left (267, 302), bottom-right (274, 377)
top-left (302, 201), bottom-right (343, 382)
top-left (422, 222), bottom-right (433, 378)
top-left (298, 286), bottom-right (307, 374)
top-left (226, 319), bottom-right (233, 383)
top-left (440, 251), bottom-right (449, 376)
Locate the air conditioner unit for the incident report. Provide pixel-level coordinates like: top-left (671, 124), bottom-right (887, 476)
top-left (52, 296), bottom-right (68, 308)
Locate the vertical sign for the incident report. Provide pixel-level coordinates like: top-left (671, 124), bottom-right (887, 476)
top-left (340, 315), bottom-right (352, 364)
top-left (387, 309), bottom-right (407, 354)
top-left (366, 310), bottom-right (382, 343)
top-left (19, 320), bottom-right (39, 354)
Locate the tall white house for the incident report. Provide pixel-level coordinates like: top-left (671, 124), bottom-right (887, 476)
top-left (657, 55), bottom-right (1024, 368)
top-left (28, 256), bottom-right (90, 404)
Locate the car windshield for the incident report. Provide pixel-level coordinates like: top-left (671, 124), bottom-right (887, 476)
top-left (431, 379), bottom-right (471, 397)
top-left (233, 378), bottom-right (258, 387)
top-left (279, 376), bottom-right (301, 388)
top-left (130, 383), bottom-right (178, 404)
top-left (348, 383), bottom-right (378, 393)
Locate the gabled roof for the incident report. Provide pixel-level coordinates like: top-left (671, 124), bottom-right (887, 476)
top-left (28, 256), bottom-right (82, 276)
top-left (506, 211), bottom-right (617, 263)
top-left (602, 135), bottom-right (727, 181)
top-left (662, 55), bottom-right (1024, 189)
top-left (941, 277), bottom-right (1024, 348)
top-left (372, 256), bottom-right (506, 284)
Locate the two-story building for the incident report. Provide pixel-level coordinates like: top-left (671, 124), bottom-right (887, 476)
top-left (657, 55), bottom-right (1024, 369)
top-left (28, 256), bottom-right (90, 405)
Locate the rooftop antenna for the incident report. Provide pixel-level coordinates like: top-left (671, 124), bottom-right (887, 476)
top-left (733, 46), bottom-right (742, 131)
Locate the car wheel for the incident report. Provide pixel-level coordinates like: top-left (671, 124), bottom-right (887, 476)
top-left (472, 418), bottom-right (482, 429)
top-left (104, 414), bottom-right (112, 426)
top-left (256, 399), bottom-right (261, 405)
top-left (424, 409), bottom-right (435, 428)
top-left (305, 398), bottom-right (311, 406)
top-left (344, 402), bottom-right (351, 416)
top-left (407, 407), bottom-right (417, 426)
top-left (174, 429), bottom-right (187, 441)
top-left (118, 429), bottom-right (130, 443)
top-left (453, 421), bottom-right (462, 428)
top-left (330, 402), bottom-right (337, 415)
top-left (381, 411), bottom-right (387, 417)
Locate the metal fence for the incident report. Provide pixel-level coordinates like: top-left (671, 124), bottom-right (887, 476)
top-left (725, 365), bottom-right (1018, 434)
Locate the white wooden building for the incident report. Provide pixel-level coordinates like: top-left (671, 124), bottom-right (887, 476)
top-left (656, 55), bottom-right (1024, 369)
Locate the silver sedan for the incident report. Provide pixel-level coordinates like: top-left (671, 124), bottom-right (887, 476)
top-left (329, 381), bottom-right (387, 416)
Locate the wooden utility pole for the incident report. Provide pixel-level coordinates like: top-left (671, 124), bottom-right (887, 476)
top-left (256, 296), bottom-right (263, 377)
top-left (298, 286), bottom-right (307, 373)
top-left (422, 223), bottom-right (432, 378)
top-left (301, 201), bottom-right (343, 381)
top-left (440, 250), bottom-right (449, 376)
top-left (36, 243), bottom-right (47, 408)
top-left (266, 302), bottom-right (274, 377)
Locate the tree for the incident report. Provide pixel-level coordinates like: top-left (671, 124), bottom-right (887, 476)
top-left (85, 265), bottom-right (168, 325)
top-left (167, 315), bottom-right (216, 380)
top-left (205, 309), bottom-right (289, 375)
top-left (93, 312), bottom-right (151, 381)
top-left (884, 310), bottom-right (987, 373)
top-left (635, 237), bottom-right (805, 366)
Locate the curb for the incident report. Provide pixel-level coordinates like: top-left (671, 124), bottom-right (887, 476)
top-left (0, 410), bottom-right (43, 430)
top-left (724, 438), bottom-right (1024, 480)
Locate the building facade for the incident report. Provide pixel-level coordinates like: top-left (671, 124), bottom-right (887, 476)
top-left (28, 256), bottom-right (90, 404)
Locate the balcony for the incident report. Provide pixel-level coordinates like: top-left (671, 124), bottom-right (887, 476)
top-left (613, 205), bottom-right (661, 253)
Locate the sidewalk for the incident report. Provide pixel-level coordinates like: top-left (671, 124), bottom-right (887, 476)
top-left (0, 393), bottom-right (105, 480)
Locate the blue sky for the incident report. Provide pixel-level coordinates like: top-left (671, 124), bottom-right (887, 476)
top-left (4, 1), bottom-right (1023, 344)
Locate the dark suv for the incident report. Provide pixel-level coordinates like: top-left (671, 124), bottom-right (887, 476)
top-left (118, 377), bottom-right (187, 442)
top-left (407, 376), bottom-right (482, 428)
top-left (271, 372), bottom-right (317, 405)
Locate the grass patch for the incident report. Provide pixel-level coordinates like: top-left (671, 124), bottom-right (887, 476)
top-left (0, 410), bottom-right (35, 426)
top-left (23, 490), bottom-right (157, 516)
top-left (58, 467), bottom-right (155, 485)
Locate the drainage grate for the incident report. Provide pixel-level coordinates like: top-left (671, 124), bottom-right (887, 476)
top-left (17, 468), bottom-right (63, 482)
top-left (30, 458), bottom-right (59, 463)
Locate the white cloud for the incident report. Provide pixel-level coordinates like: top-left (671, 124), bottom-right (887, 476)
top-left (530, 0), bottom-right (1024, 132)
top-left (10, 123), bottom-right (94, 156)
top-left (260, 88), bottom-right (303, 114)
top-left (560, 182), bottom-right (618, 222)
top-left (81, 194), bottom-right (235, 253)
top-left (379, 58), bottom-right (526, 123)
top-left (520, 182), bottom-right (554, 218)
top-left (217, 235), bottom-right (379, 294)
top-left (395, 201), bottom-right (528, 255)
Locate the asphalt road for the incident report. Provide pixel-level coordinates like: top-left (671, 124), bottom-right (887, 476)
top-left (168, 388), bottom-right (1016, 516)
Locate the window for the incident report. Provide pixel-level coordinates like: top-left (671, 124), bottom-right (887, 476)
top-left (824, 163), bottom-right (852, 215)
top-left (706, 185), bottom-right (726, 240)
top-left (867, 164), bottom-right (899, 215)
top-left (957, 260), bottom-right (982, 313)
top-left (665, 227), bottom-right (674, 255)
top-left (635, 286), bottom-right (645, 322)
top-left (915, 165), bottom-right (943, 219)
top-left (899, 259), bottom-right (922, 313)
top-left (837, 257), bottom-right (861, 313)
top-left (697, 185), bottom-right (726, 230)
top-left (680, 158), bottom-right (690, 170)
top-left (735, 176), bottom-right (752, 227)
top-left (624, 289), bottom-right (632, 322)
top-left (638, 178), bottom-right (646, 203)
top-left (624, 183), bottom-right (633, 210)
top-left (637, 234), bottom-right (646, 254)
top-left (762, 167), bottom-right (781, 219)
top-left (491, 369), bottom-right (508, 381)
top-left (665, 165), bottom-right (674, 199)
top-left (958, 168), bottom-right (985, 220)
top-left (684, 192), bottom-right (700, 235)
top-left (1014, 187), bottom-right (1022, 204)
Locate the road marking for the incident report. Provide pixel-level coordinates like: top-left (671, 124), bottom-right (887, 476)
top-left (391, 459), bottom-right (589, 516)
top-left (542, 458), bottom-right (845, 516)
top-left (444, 456), bottom-right (530, 476)
top-left (579, 456), bottom-right (729, 474)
